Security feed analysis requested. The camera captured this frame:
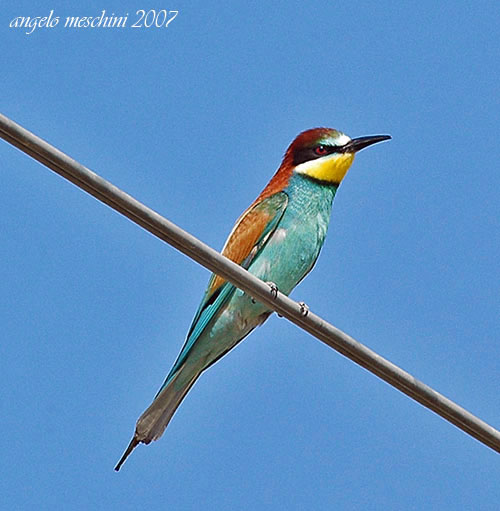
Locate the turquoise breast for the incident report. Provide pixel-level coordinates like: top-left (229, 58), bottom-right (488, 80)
top-left (179, 174), bottom-right (338, 371)
top-left (248, 173), bottom-right (337, 294)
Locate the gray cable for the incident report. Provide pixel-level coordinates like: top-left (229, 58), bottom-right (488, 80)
top-left (1, 112), bottom-right (499, 454)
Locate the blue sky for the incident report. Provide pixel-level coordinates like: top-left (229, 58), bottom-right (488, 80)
top-left (2, 1), bottom-right (500, 509)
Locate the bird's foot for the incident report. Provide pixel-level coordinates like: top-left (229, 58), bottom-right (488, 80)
top-left (298, 301), bottom-right (309, 317)
top-left (266, 281), bottom-right (279, 299)
top-left (251, 282), bottom-right (278, 305)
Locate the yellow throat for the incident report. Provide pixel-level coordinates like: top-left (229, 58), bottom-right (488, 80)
top-left (295, 152), bottom-right (355, 184)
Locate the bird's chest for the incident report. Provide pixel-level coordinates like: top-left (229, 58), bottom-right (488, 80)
top-left (249, 184), bottom-right (335, 294)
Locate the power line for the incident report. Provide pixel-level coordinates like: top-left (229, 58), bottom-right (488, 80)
top-left (1, 112), bottom-right (499, 455)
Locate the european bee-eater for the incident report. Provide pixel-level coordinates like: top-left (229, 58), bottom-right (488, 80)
top-left (115, 127), bottom-right (390, 470)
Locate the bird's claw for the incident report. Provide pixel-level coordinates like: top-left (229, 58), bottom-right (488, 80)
top-left (251, 282), bottom-right (278, 306)
top-left (298, 301), bottom-right (309, 317)
top-left (266, 281), bottom-right (279, 299)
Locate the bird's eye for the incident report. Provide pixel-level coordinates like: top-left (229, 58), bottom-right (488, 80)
top-left (314, 145), bottom-right (328, 156)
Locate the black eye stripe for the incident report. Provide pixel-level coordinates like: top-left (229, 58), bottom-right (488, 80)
top-left (293, 144), bottom-right (343, 165)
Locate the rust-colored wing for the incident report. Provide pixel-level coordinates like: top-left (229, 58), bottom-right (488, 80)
top-left (162, 192), bottom-right (289, 382)
top-left (208, 191), bottom-right (289, 295)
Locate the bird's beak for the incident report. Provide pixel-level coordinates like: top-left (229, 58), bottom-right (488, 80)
top-left (342, 135), bottom-right (391, 153)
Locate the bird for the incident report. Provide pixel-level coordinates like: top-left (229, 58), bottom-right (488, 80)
top-left (115, 127), bottom-right (390, 470)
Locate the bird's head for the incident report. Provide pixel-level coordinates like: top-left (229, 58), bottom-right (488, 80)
top-left (285, 127), bottom-right (391, 185)
top-left (255, 128), bottom-right (390, 202)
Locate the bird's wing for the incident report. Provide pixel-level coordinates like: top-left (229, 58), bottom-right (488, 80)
top-left (159, 191), bottom-right (288, 388)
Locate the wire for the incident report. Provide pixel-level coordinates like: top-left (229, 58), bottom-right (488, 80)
top-left (1, 112), bottom-right (499, 454)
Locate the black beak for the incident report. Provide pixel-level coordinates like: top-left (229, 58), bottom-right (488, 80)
top-left (342, 135), bottom-right (391, 153)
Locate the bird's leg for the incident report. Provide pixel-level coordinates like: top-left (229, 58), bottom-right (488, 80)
top-left (298, 301), bottom-right (309, 317)
top-left (266, 281), bottom-right (279, 299)
top-left (251, 282), bottom-right (278, 305)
